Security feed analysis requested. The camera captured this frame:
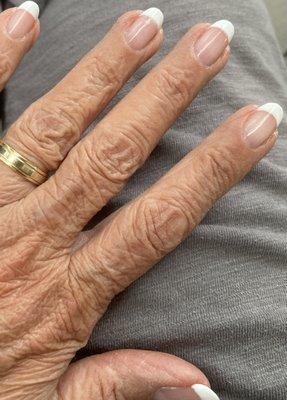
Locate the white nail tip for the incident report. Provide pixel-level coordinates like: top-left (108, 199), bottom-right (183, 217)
top-left (19, 1), bottom-right (40, 20)
top-left (258, 103), bottom-right (284, 127)
top-left (212, 20), bottom-right (234, 43)
top-left (142, 7), bottom-right (164, 29)
top-left (192, 384), bottom-right (220, 400)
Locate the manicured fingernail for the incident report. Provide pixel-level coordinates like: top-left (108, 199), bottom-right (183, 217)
top-left (125, 7), bottom-right (164, 51)
top-left (7, 1), bottom-right (39, 39)
top-left (153, 385), bottom-right (220, 400)
top-left (194, 20), bottom-right (234, 66)
top-left (243, 103), bottom-right (284, 148)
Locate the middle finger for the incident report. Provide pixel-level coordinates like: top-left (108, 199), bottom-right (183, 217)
top-left (28, 19), bottom-right (234, 237)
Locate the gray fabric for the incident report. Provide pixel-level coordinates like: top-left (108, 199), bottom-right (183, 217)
top-left (263, 0), bottom-right (287, 53)
top-left (2, 0), bottom-right (287, 399)
top-left (5, 0), bottom-right (48, 12)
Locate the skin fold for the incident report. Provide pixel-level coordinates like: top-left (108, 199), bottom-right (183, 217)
top-left (0, 6), bottom-right (278, 400)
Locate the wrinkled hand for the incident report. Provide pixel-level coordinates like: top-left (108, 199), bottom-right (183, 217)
top-left (0, 4), bottom-right (281, 400)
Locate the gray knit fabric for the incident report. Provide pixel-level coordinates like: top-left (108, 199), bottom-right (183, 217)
top-left (5, 0), bottom-right (47, 11)
top-left (2, 1), bottom-right (287, 399)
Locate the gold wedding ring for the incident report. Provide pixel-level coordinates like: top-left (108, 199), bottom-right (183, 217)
top-left (0, 140), bottom-right (47, 185)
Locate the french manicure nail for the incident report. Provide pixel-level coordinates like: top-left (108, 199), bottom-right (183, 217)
top-left (125, 7), bottom-right (164, 51)
top-left (243, 103), bottom-right (284, 148)
top-left (153, 385), bottom-right (220, 400)
top-left (7, 1), bottom-right (39, 40)
top-left (194, 20), bottom-right (234, 66)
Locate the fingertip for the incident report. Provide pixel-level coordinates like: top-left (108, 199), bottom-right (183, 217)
top-left (211, 19), bottom-right (235, 43)
top-left (0, 7), bottom-right (41, 90)
top-left (192, 20), bottom-right (233, 70)
top-left (18, 1), bottom-right (40, 20)
top-left (258, 103), bottom-right (284, 127)
top-left (6, 3), bottom-right (39, 41)
top-left (142, 7), bottom-right (164, 30)
top-left (124, 8), bottom-right (164, 52)
top-left (29, 18), bottom-right (40, 48)
top-left (153, 385), bottom-right (220, 400)
top-left (191, 384), bottom-right (220, 400)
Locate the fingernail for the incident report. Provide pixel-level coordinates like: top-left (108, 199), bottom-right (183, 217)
top-left (153, 385), bottom-right (220, 400)
top-left (7, 1), bottom-right (39, 39)
top-left (194, 20), bottom-right (234, 66)
top-left (125, 7), bottom-right (164, 51)
top-left (243, 103), bottom-right (284, 149)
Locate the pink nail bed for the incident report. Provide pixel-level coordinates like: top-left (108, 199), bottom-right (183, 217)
top-left (7, 1), bottom-right (39, 40)
top-left (125, 7), bottom-right (164, 51)
top-left (243, 103), bottom-right (283, 149)
top-left (153, 385), bottom-right (220, 400)
top-left (194, 20), bottom-right (234, 66)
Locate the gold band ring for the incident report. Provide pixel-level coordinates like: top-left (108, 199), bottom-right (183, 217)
top-left (0, 140), bottom-right (47, 186)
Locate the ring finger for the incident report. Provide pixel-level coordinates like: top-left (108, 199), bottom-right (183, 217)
top-left (0, 7), bottom-right (164, 204)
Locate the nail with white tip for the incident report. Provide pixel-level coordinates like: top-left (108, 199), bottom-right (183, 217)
top-left (7, 1), bottom-right (39, 39)
top-left (19, 1), bottom-right (40, 19)
top-left (192, 384), bottom-right (220, 400)
top-left (194, 19), bottom-right (234, 66)
top-left (125, 7), bottom-right (164, 51)
top-left (211, 20), bottom-right (234, 43)
top-left (142, 7), bottom-right (164, 29)
top-left (244, 103), bottom-right (284, 148)
top-left (258, 103), bottom-right (284, 127)
top-left (153, 385), bottom-right (220, 400)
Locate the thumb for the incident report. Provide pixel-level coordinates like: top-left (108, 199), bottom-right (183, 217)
top-left (56, 350), bottom-right (220, 400)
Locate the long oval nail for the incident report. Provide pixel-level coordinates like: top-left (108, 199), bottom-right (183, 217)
top-left (194, 20), bottom-right (234, 66)
top-left (243, 103), bottom-right (284, 148)
top-left (125, 7), bottom-right (164, 51)
top-left (7, 1), bottom-right (39, 40)
top-left (153, 385), bottom-right (220, 400)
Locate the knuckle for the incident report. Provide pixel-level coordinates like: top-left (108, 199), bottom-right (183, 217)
top-left (84, 124), bottom-right (146, 184)
top-left (70, 251), bottom-right (127, 316)
top-left (66, 144), bottom-right (110, 210)
top-left (9, 101), bottom-right (81, 169)
top-left (153, 64), bottom-right (192, 109)
top-left (0, 53), bottom-right (13, 88)
top-left (83, 53), bottom-right (123, 96)
top-left (135, 197), bottom-right (190, 254)
top-left (94, 254), bottom-right (130, 300)
top-left (200, 147), bottom-right (237, 196)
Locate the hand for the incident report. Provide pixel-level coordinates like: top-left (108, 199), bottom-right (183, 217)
top-left (0, 3), bottom-right (282, 400)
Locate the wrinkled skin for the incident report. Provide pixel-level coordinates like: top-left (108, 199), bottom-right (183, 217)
top-left (0, 6), bottom-right (277, 400)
